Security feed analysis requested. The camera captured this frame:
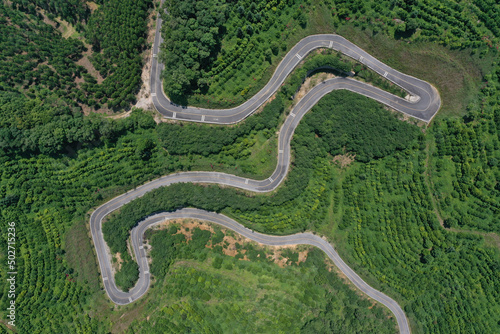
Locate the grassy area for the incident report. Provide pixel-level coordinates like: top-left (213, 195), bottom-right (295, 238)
top-left (336, 26), bottom-right (493, 119)
top-left (161, 0), bottom-right (489, 119)
top-left (65, 219), bottom-right (101, 293)
top-left (113, 221), bottom-right (396, 333)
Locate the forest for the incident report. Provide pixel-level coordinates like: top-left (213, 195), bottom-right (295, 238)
top-left (0, 0), bottom-right (499, 333)
top-left (160, 0), bottom-right (499, 108)
top-left (125, 223), bottom-right (397, 333)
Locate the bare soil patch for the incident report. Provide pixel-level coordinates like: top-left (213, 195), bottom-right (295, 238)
top-left (148, 218), bottom-right (309, 267)
top-left (77, 48), bottom-right (104, 84)
top-left (134, 9), bottom-right (157, 111)
top-left (86, 1), bottom-right (99, 13)
top-left (113, 252), bottom-right (124, 272)
top-left (332, 151), bottom-right (356, 169)
top-left (293, 72), bottom-right (336, 104)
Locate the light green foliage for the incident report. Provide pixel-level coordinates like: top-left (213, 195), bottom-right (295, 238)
top-left (331, 0), bottom-right (499, 49)
top-left (431, 102), bottom-right (499, 232)
top-left (336, 147), bottom-right (500, 333)
top-left (126, 226), bottom-right (396, 333)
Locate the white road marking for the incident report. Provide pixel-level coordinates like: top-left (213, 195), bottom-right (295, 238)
top-left (296, 53), bottom-right (302, 60)
top-left (329, 41), bottom-right (333, 48)
top-left (290, 112), bottom-right (296, 117)
top-left (245, 179), bottom-right (249, 184)
top-left (151, 93), bottom-right (156, 97)
top-left (172, 112), bottom-right (176, 118)
top-left (153, 54), bottom-right (157, 58)
top-left (201, 115), bottom-right (205, 121)
top-left (269, 177), bottom-right (273, 183)
top-left (383, 71), bottom-right (388, 77)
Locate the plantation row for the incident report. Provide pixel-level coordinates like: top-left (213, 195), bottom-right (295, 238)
top-left (431, 90), bottom-right (500, 232)
top-left (332, 0), bottom-right (499, 50)
top-left (124, 224), bottom-right (396, 333)
top-left (1, 0), bottom-right (152, 122)
top-left (337, 148), bottom-right (500, 333)
top-left (0, 112), bottom-right (183, 332)
top-left (85, 0), bottom-right (152, 109)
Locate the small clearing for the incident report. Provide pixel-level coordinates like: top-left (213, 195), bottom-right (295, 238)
top-left (293, 72), bottom-right (336, 104)
top-left (86, 1), bottom-right (99, 13)
top-left (332, 151), bottom-right (356, 169)
top-left (148, 219), bottom-right (309, 267)
top-left (112, 252), bottom-right (123, 273)
top-left (77, 47), bottom-right (104, 84)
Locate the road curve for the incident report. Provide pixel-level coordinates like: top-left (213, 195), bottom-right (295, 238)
top-left (90, 73), bottom-right (413, 333)
top-left (151, 18), bottom-right (440, 123)
top-left (87, 6), bottom-right (446, 334)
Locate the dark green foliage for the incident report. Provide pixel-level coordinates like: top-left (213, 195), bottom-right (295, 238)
top-left (160, 0), bottom-right (229, 102)
top-left (0, 90), bottom-right (98, 154)
top-left (158, 95), bottom-right (284, 156)
top-left (85, 0), bottom-right (152, 109)
top-left (0, 90), bottom-right (152, 154)
top-left (12, 0), bottom-right (90, 24)
top-left (280, 53), bottom-right (353, 99)
top-left (0, 1), bottom-right (152, 154)
top-left (297, 90), bottom-right (419, 162)
top-left (0, 4), bottom-right (85, 104)
top-left (160, 0), bottom-right (307, 106)
top-left (115, 252), bottom-right (139, 292)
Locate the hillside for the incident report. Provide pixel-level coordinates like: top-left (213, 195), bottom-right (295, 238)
top-left (0, 1), bottom-right (499, 333)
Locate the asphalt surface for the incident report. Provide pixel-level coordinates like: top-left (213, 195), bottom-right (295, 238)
top-left (151, 21), bottom-right (440, 123)
top-left (87, 6), bottom-right (446, 334)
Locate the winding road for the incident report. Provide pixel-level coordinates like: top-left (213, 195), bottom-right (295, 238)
top-left (89, 8), bottom-right (442, 334)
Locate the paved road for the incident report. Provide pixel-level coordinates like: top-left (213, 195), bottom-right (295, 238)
top-left (88, 6), bottom-right (445, 334)
top-left (151, 19), bottom-right (440, 123)
top-left (90, 75), bottom-right (414, 332)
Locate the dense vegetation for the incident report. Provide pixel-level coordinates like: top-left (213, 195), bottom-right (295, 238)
top-left (126, 224), bottom-right (396, 333)
top-left (2, 0), bottom-right (152, 117)
top-left (430, 89), bottom-right (500, 232)
top-left (157, 95), bottom-right (283, 157)
top-left (0, 1), bottom-right (499, 333)
top-left (160, 0), bottom-right (310, 106)
top-left (11, 0), bottom-right (90, 24)
top-left (335, 145), bottom-right (500, 333)
top-left (85, 0), bottom-right (152, 109)
top-left (332, 0), bottom-right (500, 50)
top-left (0, 1), bottom-right (153, 155)
top-left (160, 0), bottom-right (499, 108)
top-left (0, 111), bottom-right (172, 332)
top-left (105, 90), bottom-right (416, 255)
